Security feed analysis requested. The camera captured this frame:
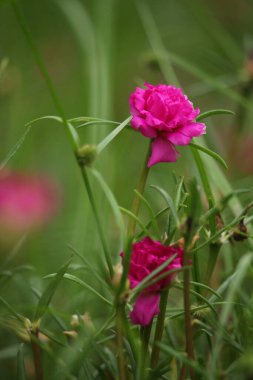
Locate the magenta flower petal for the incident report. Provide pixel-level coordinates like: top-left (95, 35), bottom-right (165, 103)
top-left (130, 292), bottom-right (160, 326)
top-left (179, 122), bottom-right (206, 138)
top-left (148, 138), bottom-right (180, 167)
top-left (129, 83), bottom-right (206, 166)
top-left (165, 132), bottom-right (192, 146)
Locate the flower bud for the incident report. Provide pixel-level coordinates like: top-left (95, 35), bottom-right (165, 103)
top-left (233, 220), bottom-right (248, 242)
top-left (76, 144), bottom-right (97, 167)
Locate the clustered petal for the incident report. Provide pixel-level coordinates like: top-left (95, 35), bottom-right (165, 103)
top-left (121, 237), bottom-right (183, 326)
top-left (129, 83), bottom-right (206, 167)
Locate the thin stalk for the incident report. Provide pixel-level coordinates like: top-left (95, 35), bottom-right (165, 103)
top-left (181, 250), bottom-right (195, 380)
top-left (81, 167), bottom-right (113, 278)
top-left (190, 147), bottom-right (216, 235)
top-left (115, 144), bottom-right (151, 379)
top-left (141, 322), bottom-right (153, 364)
top-left (31, 329), bottom-right (44, 380)
top-left (150, 289), bottom-right (169, 368)
top-left (116, 304), bottom-right (128, 380)
top-left (11, 2), bottom-right (114, 280)
top-left (204, 242), bottom-right (221, 287)
top-left (118, 143), bottom-right (151, 294)
top-left (11, 0), bottom-right (79, 151)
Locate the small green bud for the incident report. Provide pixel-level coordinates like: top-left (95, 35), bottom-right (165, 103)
top-left (76, 144), bottom-right (97, 167)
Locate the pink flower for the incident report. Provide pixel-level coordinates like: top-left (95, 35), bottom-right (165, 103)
top-left (0, 170), bottom-right (59, 238)
top-left (121, 237), bottom-right (183, 326)
top-left (129, 83), bottom-right (206, 167)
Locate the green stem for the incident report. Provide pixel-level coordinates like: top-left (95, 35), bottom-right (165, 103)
top-left (12, 1), bottom-right (114, 280)
top-left (141, 322), bottom-right (153, 365)
top-left (205, 243), bottom-right (221, 287)
top-left (182, 251), bottom-right (195, 380)
top-left (191, 147), bottom-right (216, 236)
top-left (11, 0), bottom-right (79, 151)
top-left (150, 289), bottom-right (169, 368)
top-left (118, 143), bottom-right (151, 294)
top-left (115, 144), bottom-right (151, 379)
top-left (81, 167), bottom-right (113, 278)
top-left (116, 304), bottom-right (128, 380)
top-left (31, 329), bottom-right (44, 380)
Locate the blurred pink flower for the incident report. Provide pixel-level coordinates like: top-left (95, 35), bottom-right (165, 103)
top-left (129, 83), bottom-right (206, 167)
top-left (0, 170), bottom-right (59, 237)
top-left (121, 237), bottom-right (183, 326)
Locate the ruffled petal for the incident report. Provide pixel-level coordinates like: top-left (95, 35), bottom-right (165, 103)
top-left (131, 116), bottom-right (157, 138)
top-left (165, 132), bottom-right (192, 146)
top-left (179, 122), bottom-right (206, 138)
top-left (148, 138), bottom-right (180, 167)
top-left (130, 292), bottom-right (160, 326)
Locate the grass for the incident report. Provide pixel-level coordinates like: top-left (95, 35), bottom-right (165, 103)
top-left (1, 0), bottom-right (253, 379)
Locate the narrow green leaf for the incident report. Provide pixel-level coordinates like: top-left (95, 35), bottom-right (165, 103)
top-left (134, 189), bottom-right (160, 238)
top-left (43, 273), bottom-right (113, 306)
top-left (150, 185), bottom-right (179, 227)
top-left (0, 296), bottom-right (25, 322)
top-left (97, 116), bottom-right (132, 154)
top-left (34, 257), bottom-right (72, 321)
top-left (0, 126), bottom-right (31, 170)
top-left (196, 109), bottom-right (235, 121)
top-left (67, 244), bottom-right (109, 288)
top-left (17, 344), bottom-right (27, 380)
top-left (90, 168), bottom-right (126, 246)
top-left (175, 284), bottom-right (217, 315)
top-left (119, 207), bottom-right (150, 236)
top-left (189, 281), bottom-right (222, 299)
top-left (174, 176), bottom-right (185, 210)
top-left (158, 343), bottom-right (206, 376)
top-left (190, 142), bottom-right (228, 170)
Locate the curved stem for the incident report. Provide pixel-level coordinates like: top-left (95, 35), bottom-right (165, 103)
top-left (150, 290), bottom-right (168, 368)
top-left (81, 167), bottom-right (113, 278)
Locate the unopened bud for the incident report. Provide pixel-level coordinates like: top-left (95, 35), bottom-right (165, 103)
top-left (233, 220), bottom-right (248, 242)
top-left (70, 314), bottom-right (80, 328)
top-left (111, 263), bottom-right (123, 289)
top-left (63, 330), bottom-right (78, 339)
top-left (76, 144), bottom-right (97, 167)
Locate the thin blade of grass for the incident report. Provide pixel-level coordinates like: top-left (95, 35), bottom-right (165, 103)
top-left (43, 273), bottom-right (112, 306)
top-left (196, 109), bottom-right (235, 122)
top-left (34, 257), bottom-right (72, 321)
top-left (190, 142), bottom-right (228, 170)
top-left (150, 185), bottom-right (179, 227)
top-left (17, 343), bottom-right (27, 380)
top-left (97, 116), bottom-right (132, 154)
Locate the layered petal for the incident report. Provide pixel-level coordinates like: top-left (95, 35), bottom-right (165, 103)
top-left (130, 292), bottom-right (160, 326)
top-left (148, 138), bottom-right (180, 167)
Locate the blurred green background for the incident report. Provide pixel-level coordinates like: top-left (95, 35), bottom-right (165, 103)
top-left (1, 0), bottom-right (253, 378)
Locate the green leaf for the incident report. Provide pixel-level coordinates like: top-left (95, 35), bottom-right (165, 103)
top-left (189, 142), bottom-right (228, 170)
top-left (34, 257), bottom-right (72, 321)
top-left (17, 344), bottom-right (27, 380)
top-left (119, 207), bottom-right (150, 236)
top-left (0, 126), bottom-right (32, 170)
top-left (158, 343), bottom-right (206, 376)
top-left (134, 189), bottom-right (160, 238)
top-left (149, 185), bottom-right (179, 227)
top-left (97, 116), bottom-right (132, 154)
top-left (196, 109), bottom-right (235, 122)
top-left (67, 244), bottom-right (109, 288)
top-left (90, 168), bottom-right (126, 246)
top-left (43, 273), bottom-right (113, 306)
top-left (0, 296), bottom-right (25, 322)
top-left (175, 284), bottom-right (217, 315)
